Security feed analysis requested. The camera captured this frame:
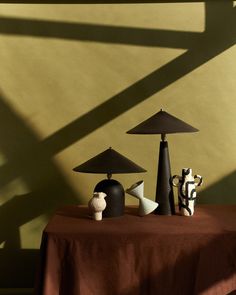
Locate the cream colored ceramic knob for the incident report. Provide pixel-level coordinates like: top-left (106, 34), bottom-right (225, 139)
top-left (88, 192), bottom-right (107, 221)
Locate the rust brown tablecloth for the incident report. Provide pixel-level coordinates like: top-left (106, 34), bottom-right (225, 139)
top-left (35, 205), bottom-right (236, 295)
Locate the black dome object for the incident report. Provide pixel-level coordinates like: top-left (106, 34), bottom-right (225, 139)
top-left (73, 147), bottom-right (146, 174)
top-left (127, 109), bottom-right (199, 134)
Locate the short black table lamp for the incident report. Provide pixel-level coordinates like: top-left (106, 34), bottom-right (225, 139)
top-left (127, 109), bottom-right (198, 215)
top-left (73, 147), bottom-right (146, 217)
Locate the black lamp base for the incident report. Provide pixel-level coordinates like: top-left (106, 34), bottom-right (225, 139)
top-left (155, 140), bottom-right (175, 215)
top-left (94, 179), bottom-right (125, 218)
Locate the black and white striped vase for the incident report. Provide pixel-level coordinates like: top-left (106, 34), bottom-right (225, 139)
top-left (172, 168), bottom-right (203, 216)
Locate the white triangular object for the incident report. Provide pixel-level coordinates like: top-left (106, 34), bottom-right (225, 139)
top-left (126, 181), bottom-right (158, 216)
top-left (139, 197), bottom-right (158, 216)
top-left (126, 180), bottom-right (144, 199)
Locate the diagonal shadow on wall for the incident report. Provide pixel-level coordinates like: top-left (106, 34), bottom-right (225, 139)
top-left (0, 16), bottom-right (201, 49)
top-left (42, 1), bottom-right (236, 156)
top-left (198, 170), bottom-right (236, 204)
top-left (0, 2), bottom-right (232, 165)
top-left (0, 94), bottom-right (79, 287)
top-left (0, 95), bottom-right (78, 244)
top-left (0, 0), bottom-right (235, 289)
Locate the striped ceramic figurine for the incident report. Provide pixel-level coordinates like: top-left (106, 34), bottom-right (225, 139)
top-left (172, 168), bottom-right (203, 216)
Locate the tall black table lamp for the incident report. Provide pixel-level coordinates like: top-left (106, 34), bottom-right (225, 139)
top-left (73, 147), bottom-right (146, 217)
top-left (127, 109), bottom-right (198, 215)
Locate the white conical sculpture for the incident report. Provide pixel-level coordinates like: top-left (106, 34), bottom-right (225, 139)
top-left (126, 181), bottom-right (158, 216)
top-left (88, 192), bottom-right (107, 221)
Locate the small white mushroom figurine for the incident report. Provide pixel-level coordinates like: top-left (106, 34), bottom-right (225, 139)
top-left (88, 192), bottom-right (107, 221)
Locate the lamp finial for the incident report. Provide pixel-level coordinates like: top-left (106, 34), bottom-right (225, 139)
top-left (161, 133), bottom-right (167, 141)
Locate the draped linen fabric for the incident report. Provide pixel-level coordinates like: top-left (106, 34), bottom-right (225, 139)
top-left (35, 205), bottom-right (236, 295)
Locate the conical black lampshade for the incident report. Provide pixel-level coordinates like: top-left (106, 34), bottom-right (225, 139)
top-left (127, 109), bottom-right (199, 134)
top-left (73, 147), bottom-right (146, 174)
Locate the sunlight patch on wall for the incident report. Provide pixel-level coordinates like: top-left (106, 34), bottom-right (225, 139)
top-left (0, 178), bottom-right (29, 206)
top-left (20, 215), bottom-right (47, 249)
top-left (0, 153), bottom-right (7, 166)
top-left (0, 34), bottom-right (185, 141)
top-left (0, 242), bottom-right (5, 249)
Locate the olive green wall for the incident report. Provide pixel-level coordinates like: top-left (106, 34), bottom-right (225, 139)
top-left (0, 1), bottom-right (235, 287)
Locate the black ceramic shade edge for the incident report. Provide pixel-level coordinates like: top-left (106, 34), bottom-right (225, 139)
top-left (126, 130), bottom-right (199, 134)
top-left (73, 147), bottom-right (147, 174)
top-left (72, 170), bottom-right (147, 174)
top-left (126, 110), bottom-right (199, 134)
